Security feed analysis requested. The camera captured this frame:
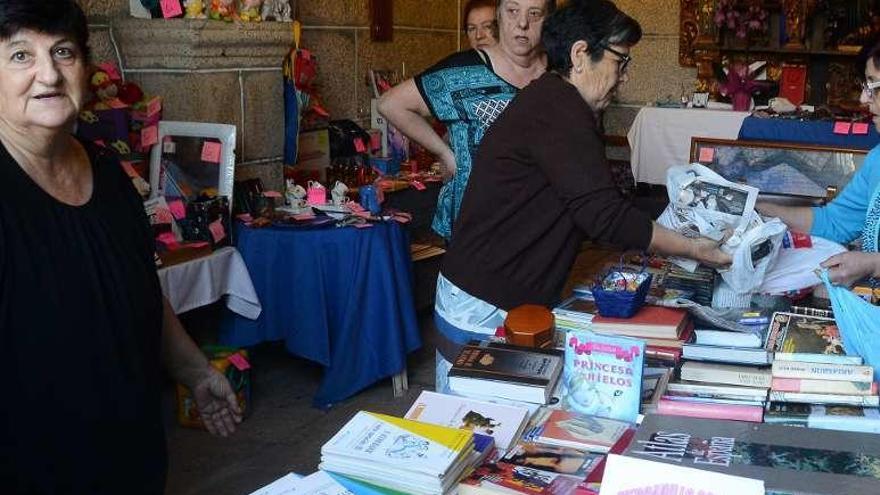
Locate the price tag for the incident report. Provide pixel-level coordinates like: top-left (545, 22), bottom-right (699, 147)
top-left (146, 96), bottom-right (162, 118)
top-left (227, 353), bottom-right (251, 371)
top-left (201, 141), bottom-right (222, 163)
top-left (209, 219), bottom-right (226, 243)
top-left (141, 125), bottom-right (158, 148)
top-left (853, 122), bottom-right (870, 135)
top-left (698, 147), bottom-right (715, 163)
top-left (160, 0), bottom-right (183, 18)
top-left (833, 121), bottom-right (852, 135)
top-left (262, 190), bottom-right (283, 198)
top-left (354, 138), bottom-right (367, 153)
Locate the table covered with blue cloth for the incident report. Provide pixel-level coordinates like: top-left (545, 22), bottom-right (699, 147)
top-left (219, 220), bottom-right (421, 408)
top-left (739, 116), bottom-right (880, 150)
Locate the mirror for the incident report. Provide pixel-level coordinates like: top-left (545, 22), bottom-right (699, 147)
top-left (149, 121), bottom-right (237, 246)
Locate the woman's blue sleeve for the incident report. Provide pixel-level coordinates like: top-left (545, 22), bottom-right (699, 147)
top-left (811, 147), bottom-right (880, 244)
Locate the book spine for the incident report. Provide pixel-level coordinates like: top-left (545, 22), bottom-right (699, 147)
top-left (772, 352), bottom-right (863, 366)
top-left (447, 368), bottom-right (550, 386)
top-left (768, 391), bottom-right (880, 407)
top-left (656, 399), bottom-right (763, 422)
top-left (771, 361), bottom-right (874, 383)
top-left (681, 366), bottom-right (772, 388)
top-left (771, 378), bottom-right (878, 395)
top-left (790, 305), bottom-right (834, 318)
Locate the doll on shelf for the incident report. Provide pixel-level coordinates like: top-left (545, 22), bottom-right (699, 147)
top-left (184, 0), bottom-right (206, 19)
top-left (238, 0), bottom-right (263, 22)
top-left (209, 0), bottom-right (236, 21)
top-left (261, 0), bottom-right (291, 22)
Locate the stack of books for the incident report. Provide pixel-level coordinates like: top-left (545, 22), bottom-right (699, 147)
top-left (768, 312), bottom-right (878, 409)
top-left (319, 411), bottom-right (477, 495)
top-left (447, 342), bottom-right (564, 405)
top-left (552, 296), bottom-right (597, 335)
top-left (589, 306), bottom-right (693, 353)
top-left (658, 360), bottom-right (770, 422)
top-left (681, 309), bottom-right (772, 366)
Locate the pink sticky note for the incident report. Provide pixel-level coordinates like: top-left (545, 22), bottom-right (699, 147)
top-left (352, 222), bottom-right (374, 229)
top-left (160, 0), bottom-right (183, 18)
top-left (833, 121), bottom-right (852, 135)
top-left (227, 353), bottom-right (251, 371)
top-left (120, 160), bottom-right (137, 178)
top-left (146, 97), bottom-right (162, 118)
top-left (410, 180), bottom-right (427, 191)
top-left (236, 213), bottom-right (254, 222)
top-left (141, 125), bottom-right (158, 148)
top-left (209, 219), bottom-right (226, 243)
top-left (201, 141), bottom-right (222, 164)
top-left (853, 122), bottom-right (870, 135)
top-left (168, 199), bottom-right (186, 220)
top-left (262, 190), bottom-right (283, 198)
top-left (698, 147), bottom-right (715, 163)
top-left (354, 138), bottom-right (367, 153)
top-left (157, 231), bottom-right (178, 246)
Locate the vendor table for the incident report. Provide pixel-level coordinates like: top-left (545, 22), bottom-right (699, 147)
top-left (739, 116), bottom-right (880, 150)
top-left (627, 107), bottom-right (750, 185)
top-left (219, 221), bottom-right (421, 408)
top-left (157, 246), bottom-right (261, 319)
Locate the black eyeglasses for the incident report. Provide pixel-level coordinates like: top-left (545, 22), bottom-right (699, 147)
top-left (601, 45), bottom-right (632, 75)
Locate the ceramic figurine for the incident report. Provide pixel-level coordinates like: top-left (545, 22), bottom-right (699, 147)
top-left (238, 0), bottom-right (263, 22)
top-left (209, 0), bottom-right (236, 21)
top-left (261, 0), bottom-right (291, 22)
top-left (184, 0), bottom-right (206, 18)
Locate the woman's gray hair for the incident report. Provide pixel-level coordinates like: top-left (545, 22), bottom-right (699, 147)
top-left (542, 0), bottom-right (642, 76)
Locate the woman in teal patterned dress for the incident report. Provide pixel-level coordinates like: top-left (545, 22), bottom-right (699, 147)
top-left (758, 36), bottom-right (880, 287)
top-left (378, 0), bottom-right (554, 240)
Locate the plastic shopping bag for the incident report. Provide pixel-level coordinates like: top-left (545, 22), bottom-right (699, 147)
top-left (820, 270), bottom-right (880, 379)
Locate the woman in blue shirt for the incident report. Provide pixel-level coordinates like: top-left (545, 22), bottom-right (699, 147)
top-left (758, 36), bottom-right (880, 286)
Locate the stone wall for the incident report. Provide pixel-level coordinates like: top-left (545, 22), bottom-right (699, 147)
top-left (81, 1), bottom-right (462, 190)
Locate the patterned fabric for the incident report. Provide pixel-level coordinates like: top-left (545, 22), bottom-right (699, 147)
top-left (415, 50), bottom-right (517, 239)
top-left (861, 183), bottom-right (880, 253)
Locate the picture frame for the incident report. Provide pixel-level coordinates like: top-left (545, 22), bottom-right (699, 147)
top-left (149, 121), bottom-right (236, 205)
top-left (689, 137), bottom-right (867, 204)
top-left (691, 92), bottom-right (709, 108)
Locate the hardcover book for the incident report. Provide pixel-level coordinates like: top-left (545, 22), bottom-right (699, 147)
top-left (590, 306), bottom-right (688, 340)
top-left (404, 391), bottom-right (530, 451)
top-left (448, 342), bottom-right (564, 404)
top-left (764, 402), bottom-right (880, 433)
top-left (768, 390), bottom-right (880, 407)
top-left (771, 377), bottom-right (878, 396)
top-left (680, 361), bottom-right (772, 388)
top-left (770, 312), bottom-right (862, 365)
top-left (623, 414), bottom-right (880, 494)
top-left (561, 330), bottom-right (645, 423)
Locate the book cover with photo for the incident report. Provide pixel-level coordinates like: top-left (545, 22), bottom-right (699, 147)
top-left (533, 409), bottom-right (632, 453)
top-left (771, 312), bottom-right (862, 365)
top-left (500, 442), bottom-right (605, 480)
top-left (561, 330), bottom-right (644, 423)
top-left (623, 414), bottom-right (880, 494)
top-left (458, 461), bottom-right (580, 495)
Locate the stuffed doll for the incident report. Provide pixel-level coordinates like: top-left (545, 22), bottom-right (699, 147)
top-left (238, 0), bottom-right (263, 22)
top-left (184, 0), bottom-right (206, 18)
top-left (209, 0), bottom-right (236, 21)
top-left (261, 0), bottom-right (291, 22)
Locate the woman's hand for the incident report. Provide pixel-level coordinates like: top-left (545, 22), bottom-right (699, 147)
top-left (820, 251), bottom-right (880, 286)
top-left (440, 149), bottom-right (457, 182)
top-left (690, 237), bottom-right (732, 269)
top-left (191, 367), bottom-right (243, 437)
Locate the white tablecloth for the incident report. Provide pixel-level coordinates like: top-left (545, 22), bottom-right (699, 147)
top-left (627, 107), bottom-right (750, 185)
top-left (157, 246), bottom-right (261, 319)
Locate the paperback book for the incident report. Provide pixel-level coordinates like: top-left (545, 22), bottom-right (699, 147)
top-left (771, 360), bottom-right (874, 383)
top-left (623, 414), bottom-right (880, 494)
top-left (764, 402), bottom-right (880, 434)
top-left (680, 361), bottom-right (772, 388)
top-left (500, 442), bottom-right (605, 480)
top-left (768, 390), bottom-right (880, 407)
top-left (531, 409), bottom-right (632, 453)
top-left (404, 391), bottom-right (530, 451)
top-left (458, 461), bottom-right (580, 495)
top-left (561, 330), bottom-right (645, 423)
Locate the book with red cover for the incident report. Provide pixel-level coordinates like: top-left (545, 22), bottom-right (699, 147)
top-left (591, 306), bottom-right (689, 340)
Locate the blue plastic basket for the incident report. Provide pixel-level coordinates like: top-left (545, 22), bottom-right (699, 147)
top-left (592, 267), bottom-right (652, 319)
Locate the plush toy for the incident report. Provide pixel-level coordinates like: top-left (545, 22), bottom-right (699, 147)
top-left (184, 0), bottom-right (206, 18)
top-left (261, 0), bottom-right (291, 22)
top-left (238, 0), bottom-right (262, 22)
top-left (209, 0), bottom-right (236, 21)
top-left (90, 69), bottom-right (118, 102)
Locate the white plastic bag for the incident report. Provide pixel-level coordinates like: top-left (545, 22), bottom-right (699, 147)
top-left (758, 236), bottom-right (847, 295)
top-left (717, 216), bottom-right (786, 293)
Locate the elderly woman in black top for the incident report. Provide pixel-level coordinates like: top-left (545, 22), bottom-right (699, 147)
top-left (433, 0), bottom-right (731, 392)
top-left (0, 1), bottom-right (240, 493)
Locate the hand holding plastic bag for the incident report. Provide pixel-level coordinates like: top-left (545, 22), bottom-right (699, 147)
top-left (820, 269), bottom-right (880, 380)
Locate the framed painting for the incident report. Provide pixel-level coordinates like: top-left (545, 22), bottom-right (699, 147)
top-left (689, 137), bottom-right (867, 203)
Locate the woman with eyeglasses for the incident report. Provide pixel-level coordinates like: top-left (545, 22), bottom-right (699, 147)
top-left (378, 0), bottom-right (553, 241)
top-left (757, 35), bottom-right (880, 287)
top-left (464, 0), bottom-right (498, 50)
top-left (432, 0), bottom-right (730, 394)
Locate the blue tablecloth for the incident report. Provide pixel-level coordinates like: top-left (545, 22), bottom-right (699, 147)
top-left (219, 221), bottom-right (421, 408)
top-left (739, 116), bottom-right (880, 150)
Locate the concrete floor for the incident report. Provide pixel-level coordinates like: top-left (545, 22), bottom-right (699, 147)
top-left (163, 246), bottom-right (618, 495)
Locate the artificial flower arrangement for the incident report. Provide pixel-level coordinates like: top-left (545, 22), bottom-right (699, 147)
top-left (714, 0), bottom-right (770, 41)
